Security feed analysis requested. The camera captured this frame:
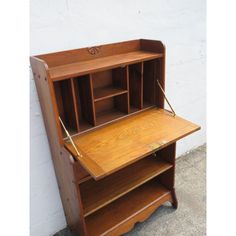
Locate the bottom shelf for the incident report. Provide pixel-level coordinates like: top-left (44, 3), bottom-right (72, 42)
top-left (96, 109), bottom-right (126, 126)
top-left (143, 102), bottom-right (155, 109)
top-left (129, 106), bottom-right (140, 114)
top-left (85, 179), bottom-right (171, 236)
top-left (62, 127), bottom-right (78, 138)
top-left (79, 120), bottom-right (93, 132)
top-left (129, 103), bottom-right (156, 114)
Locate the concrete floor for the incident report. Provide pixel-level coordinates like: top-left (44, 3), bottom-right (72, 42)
top-left (55, 145), bottom-right (206, 236)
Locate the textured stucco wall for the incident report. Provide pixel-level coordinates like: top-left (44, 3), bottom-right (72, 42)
top-left (30, 0), bottom-right (206, 235)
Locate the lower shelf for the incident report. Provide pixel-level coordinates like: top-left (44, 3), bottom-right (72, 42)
top-left (85, 179), bottom-right (171, 236)
top-left (80, 155), bottom-right (172, 216)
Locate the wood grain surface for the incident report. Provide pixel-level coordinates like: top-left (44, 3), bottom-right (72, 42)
top-left (65, 108), bottom-right (200, 180)
top-left (49, 51), bottom-right (163, 80)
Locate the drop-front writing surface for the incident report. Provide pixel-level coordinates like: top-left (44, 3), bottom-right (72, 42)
top-left (65, 108), bottom-right (200, 180)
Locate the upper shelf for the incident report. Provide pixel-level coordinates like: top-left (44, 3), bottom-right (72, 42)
top-left (93, 87), bottom-right (128, 102)
top-left (65, 108), bottom-right (200, 180)
top-left (49, 51), bottom-right (163, 81)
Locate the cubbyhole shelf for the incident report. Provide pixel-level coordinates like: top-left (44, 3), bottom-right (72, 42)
top-left (92, 68), bottom-right (128, 102)
top-left (53, 58), bottom-right (161, 138)
top-left (95, 94), bottom-right (129, 126)
top-left (143, 59), bottom-right (157, 107)
top-left (129, 62), bottom-right (143, 113)
top-left (53, 75), bottom-right (95, 137)
top-left (54, 79), bottom-right (78, 137)
top-left (128, 59), bottom-right (157, 114)
top-left (93, 87), bottom-right (127, 102)
top-left (80, 153), bottom-right (173, 217)
top-left (73, 75), bottom-right (95, 131)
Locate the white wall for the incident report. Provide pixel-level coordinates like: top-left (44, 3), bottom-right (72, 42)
top-left (30, 0), bottom-right (206, 235)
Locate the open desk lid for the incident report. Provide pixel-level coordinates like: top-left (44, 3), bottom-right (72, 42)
top-left (65, 108), bottom-right (200, 180)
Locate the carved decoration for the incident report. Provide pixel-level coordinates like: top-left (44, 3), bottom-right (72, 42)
top-left (87, 46), bottom-right (101, 55)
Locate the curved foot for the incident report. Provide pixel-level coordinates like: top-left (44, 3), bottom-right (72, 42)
top-left (171, 188), bottom-right (178, 209)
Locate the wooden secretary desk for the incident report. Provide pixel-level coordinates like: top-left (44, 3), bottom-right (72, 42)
top-left (30, 39), bottom-right (200, 236)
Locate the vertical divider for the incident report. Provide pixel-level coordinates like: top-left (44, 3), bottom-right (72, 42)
top-left (53, 82), bottom-right (65, 122)
top-left (128, 63), bottom-right (143, 112)
top-left (70, 78), bottom-right (80, 132)
top-left (140, 61), bottom-right (144, 109)
top-left (89, 74), bottom-right (97, 126)
top-left (157, 58), bottom-right (165, 108)
top-left (153, 59), bottom-right (158, 107)
top-left (126, 66), bottom-right (130, 114)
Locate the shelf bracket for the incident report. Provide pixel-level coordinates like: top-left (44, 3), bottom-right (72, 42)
top-left (59, 117), bottom-right (83, 158)
top-left (156, 80), bottom-right (176, 117)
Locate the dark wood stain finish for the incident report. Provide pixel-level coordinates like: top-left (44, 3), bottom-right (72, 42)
top-left (30, 39), bottom-right (200, 236)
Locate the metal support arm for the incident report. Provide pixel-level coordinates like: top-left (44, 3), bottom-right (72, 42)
top-left (59, 117), bottom-right (83, 158)
top-left (157, 80), bottom-right (176, 116)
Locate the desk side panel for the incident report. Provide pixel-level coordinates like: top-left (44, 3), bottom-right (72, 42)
top-left (30, 57), bottom-right (87, 235)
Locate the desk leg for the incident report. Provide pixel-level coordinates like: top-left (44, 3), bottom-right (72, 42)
top-left (171, 188), bottom-right (178, 209)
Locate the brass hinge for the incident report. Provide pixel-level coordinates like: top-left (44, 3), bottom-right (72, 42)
top-left (157, 80), bottom-right (176, 117)
top-left (59, 117), bottom-right (83, 158)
